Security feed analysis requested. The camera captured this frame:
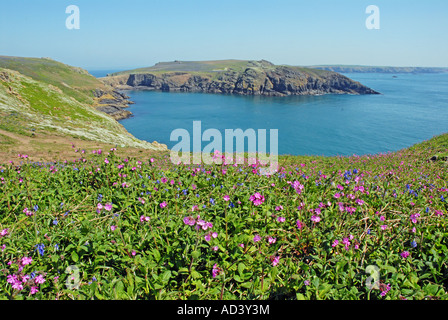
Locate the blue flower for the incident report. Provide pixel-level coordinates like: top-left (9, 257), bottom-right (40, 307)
top-left (33, 205), bottom-right (39, 212)
top-left (210, 198), bottom-right (215, 205)
top-left (53, 219), bottom-right (58, 225)
top-left (35, 244), bottom-right (45, 257)
top-left (410, 241), bottom-right (417, 248)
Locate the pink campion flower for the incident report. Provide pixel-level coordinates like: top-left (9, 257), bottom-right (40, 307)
top-left (253, 235), bottom-right (262, 242)
top-left (334, 193), bottom-right (341, 199)
top-left (159, 201), bottom-right (167, 208)
top-left (7, 274), bottom-right (17, 284)
top-left (271, 256), bottom-right (280, 267)
top-left (212, 264), bottom-right (221, 278)
top-left (0, 228), bottom-right (9, 237)
top-left (30, 286), bottom-right (39, 295)
top-left (131, 250), bottom-right (136, 256)
top-left (223, 195), bottom-right (230, 201)
top-left (203, 222), bottom-right (213, 230)
top-left (212, 232), bottom-right (218, 238)
top-left (150, 158), bottom-right (154, 163)
top-left (296, 219), bottom-right (304, 230)
top-left (410, 213), bottom-right (420, 223)
top-left (110, 225), bottom-right (117, 231)
top-left (342, 237), bottom-right (350, 247)
top-left (34, 275), bottom-right (45, 285)
top-left (277, 216), bottom-right (285, 223)
top-left (275, 205), bottom-right (283, 211)
top-left (332, 240), bottom-right (339, 247)
top-left (204, 234), bottom-right (211, 242)
top-left (104, 203), bottom-right (113, 211)
top-left (22, 274), bottom-right (30, 283)
top-left (239, 243), bottom-right (245, 248)
top-left (104, 158), bottom-right (109, 164)
top-left (434, 210), bottom-right (443, 216)
top-left (12, 282), bottom-right (23, 291)
top-left (23, 208), bottom-right (34, 216)
top-left (212, 246), bottom-right (218, 251)
top-left (310, 215), bottom-right (321, 223)
top-left (401, 251), bottom-right (410, 258)
top-left (355, 199), bottom-right (365, 205)
top-left (183, 216), bottom-right (196, 226)
top-left (380, 283), bottom-right (391, 297)
top-left (21, 257), bottom-right (33, 266)
top-left (249, 193), bottom-right (265, 206)
top-left (140, 215), bottom-right (150, 222)
top-left (380, 215), bottom-right (386, 221)
top-left (381, 225), bottom-right (387, 230)
top-left (268, 236), bottom-right (277, 245)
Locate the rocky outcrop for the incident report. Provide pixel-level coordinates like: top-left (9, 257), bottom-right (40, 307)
top-left (101, 60), bottom-right (380, 96)
top-left (93, 88), bottom-right (135, 120)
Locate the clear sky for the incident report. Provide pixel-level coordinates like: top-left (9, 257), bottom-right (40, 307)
top-left (0, 0), bottom-right (447, 70)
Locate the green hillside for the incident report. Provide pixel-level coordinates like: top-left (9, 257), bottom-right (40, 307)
top-left (0, 57), bottom-right (166, 150)
top-left (0, 56), bottom-right (105, 104)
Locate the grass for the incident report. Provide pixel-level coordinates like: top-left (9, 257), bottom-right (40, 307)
top-left (0, 133), bottom-right (446, 300)
top-left (0, 56), bottom-right (104, 104)
top-left (0, 67), bottom-right (165, 150)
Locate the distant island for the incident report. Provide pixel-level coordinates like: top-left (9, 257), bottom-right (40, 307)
top-left (101, 60), bottom-right (380, 97)
top-left (308, 65), bottom-right (448, 74)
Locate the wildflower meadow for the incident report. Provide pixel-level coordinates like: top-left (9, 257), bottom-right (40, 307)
top-left (0, 134), bottom-right (447, 300)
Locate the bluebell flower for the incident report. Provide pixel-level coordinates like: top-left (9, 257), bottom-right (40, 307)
top-left (410, 241), bottom-right (417, 248)
top-left (210, 198), bottom-right (215, 205)
top-left (33, 205), bottom-right (39, 212)
top-left (35, 244), bottom-right (45, 257)
top-left (53, 219), bottom-right (58, 225)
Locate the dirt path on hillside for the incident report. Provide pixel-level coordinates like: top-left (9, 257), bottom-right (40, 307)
top-left (0, 129), bottom-right (163, 165)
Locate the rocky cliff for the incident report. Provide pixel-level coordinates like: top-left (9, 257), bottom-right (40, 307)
top-left (101, 60), bottom-right (380, 96)
top-left (92, 88), bottom-right (135, 121)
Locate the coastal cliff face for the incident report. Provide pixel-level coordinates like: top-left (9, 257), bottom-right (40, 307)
top-left (102, 60), bottom-right (380, 96)
top-left (92, 88), bottom-right (134, 121)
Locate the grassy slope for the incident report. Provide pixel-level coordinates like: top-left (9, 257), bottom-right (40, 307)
top-left (0, 60), bottom-right (166, 154)
top-left (0, 56), bottom-right (105, 104)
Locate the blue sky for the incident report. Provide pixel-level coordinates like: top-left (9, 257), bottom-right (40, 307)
top-left (0, 0), bottom-right (447, 70)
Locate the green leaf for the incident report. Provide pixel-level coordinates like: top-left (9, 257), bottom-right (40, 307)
top-left (160, 270), bottom-right (172, 284)
top-left (423, 284), bottom-right (441, 296)
top-left (71, 251), bottom-right (79, 263)
top-left (238, 262), bottom-right (246, 276)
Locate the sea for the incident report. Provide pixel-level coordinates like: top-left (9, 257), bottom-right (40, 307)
top-left (89, 70), bottom-right (448, 156)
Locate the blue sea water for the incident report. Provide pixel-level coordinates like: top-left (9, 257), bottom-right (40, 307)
top-left (109, 73), bottom-right (448, 156)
